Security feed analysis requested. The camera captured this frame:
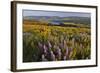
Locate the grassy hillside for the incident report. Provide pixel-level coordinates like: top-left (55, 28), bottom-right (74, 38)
top-left (23, 19), bottom-right (91, 62)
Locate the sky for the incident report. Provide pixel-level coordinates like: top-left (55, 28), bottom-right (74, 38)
top-left (23, 10), bottom-right (91, 17)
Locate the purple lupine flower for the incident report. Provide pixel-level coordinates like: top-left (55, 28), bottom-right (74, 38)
top-left (55, 46), bottom-right (62, 60)
top-left (43, 44), bottom-right (48, 54)
top-left (63, 47), bottom-right (69, 60)
top-left (66, 47), bottom-right (69, 55)
top-left (41, 54), bottom-right (47, 61)
top-left (57, 47), bottom-right (61, 55)
top-left (50, 51), bottom-right (56, 61)
top-left (47, 41), bottom-right (52, 48)
top-left (63, 56), bottom-right (67, 60)
top-left (38, 42), bottom-right (43, 49)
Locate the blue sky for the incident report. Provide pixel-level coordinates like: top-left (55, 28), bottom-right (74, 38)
top-left (23, 10), bottom-right (91, 17)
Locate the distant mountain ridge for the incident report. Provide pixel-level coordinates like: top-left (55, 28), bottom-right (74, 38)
top-left (23, 16), bottom-right (91, 25)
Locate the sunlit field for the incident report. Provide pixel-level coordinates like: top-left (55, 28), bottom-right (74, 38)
top-left (23, 20), bottom-right (91, 62)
